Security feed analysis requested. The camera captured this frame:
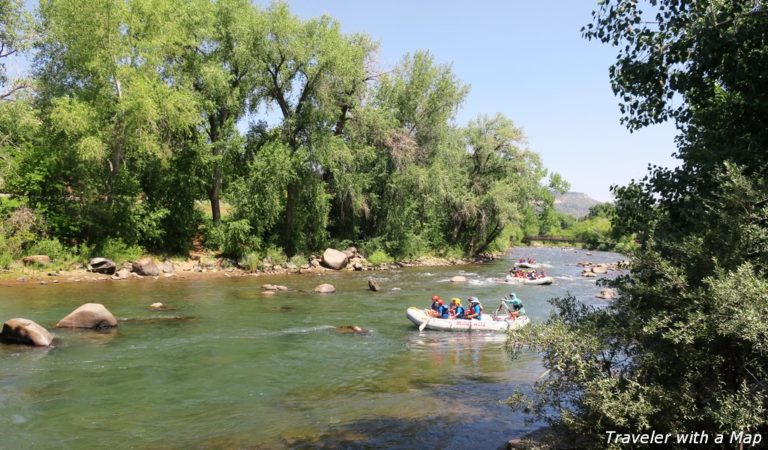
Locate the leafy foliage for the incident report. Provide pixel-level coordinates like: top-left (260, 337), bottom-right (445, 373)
top-left (516, 1), bottom-right (768, 445)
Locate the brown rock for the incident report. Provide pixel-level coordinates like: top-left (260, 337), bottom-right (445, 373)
top-left (368, 278), bottom-right (381, 292)
top-left (591, 264), bottom-right (609, 274)
top-left (314, 283), bottom-right (336, 294)
top-left (582, 270), bottom-right (597, 278)
top-left (450, 275), bottom-right (467, 283)
top-left (149, 302), bottom-right (166, 310)
top-left (262, 284), bottom-right (288, 291)
top-left (1, 318), bottom-right (54, 346)
top-left (162, 260), bottom-right (175, 274)
top-left (132, 257), bottom-right (160, 277)
top-left (321, 248), bottom-right (349, 270)
top-left (22, 255), bottom-right (51, 266)
top-left (56, 303), bottom-right (118, 329)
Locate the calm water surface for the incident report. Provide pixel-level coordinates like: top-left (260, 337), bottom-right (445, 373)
top-left (0, 247), bottom-right (623, 449)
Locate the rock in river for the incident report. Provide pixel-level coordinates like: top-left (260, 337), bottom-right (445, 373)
top-left (314, 283), bottom-right (336, 294)
top-left (450, 275), bottom-right (467, 283)
top-left (56, 303), bottom-right (118, 329)
top-left (1, 318), bottom-right (54, 346)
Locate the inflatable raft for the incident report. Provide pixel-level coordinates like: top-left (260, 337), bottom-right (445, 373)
top-left (406, 307), bottom-right (530, 332)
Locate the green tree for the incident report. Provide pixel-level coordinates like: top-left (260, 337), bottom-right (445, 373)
top-left (0, 0), bottom-right (31, 99)
top-left (515, 1), bottom-right (768, 445)
top-left (249, 2), bottom-right (375, 255)
top-left (176, 0), bottom-right (263, 226)
top-left (20, 0), bottom-right (201, 247)
top-left (455, 113), bottom-right (548, 253)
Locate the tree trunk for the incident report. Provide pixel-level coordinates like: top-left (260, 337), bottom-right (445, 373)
top-left (209, 170), bottom-right (222, 226)
top-left (283, 183), bottom-right (298, 256)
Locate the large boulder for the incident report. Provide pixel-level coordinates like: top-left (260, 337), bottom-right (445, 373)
top-left (132, 257), bottom-right (160, 276)
top-left (368, 278), bottom-right (381, 292)
top-left (22, 255), bottom-right (51, 267)
top-left (321, 248), bottom-right (348, 270)
top-left (56, 303), bottom-right (118, 329)
top-left (314, 283), bottom-right (336, 294)
top-left (591, 264), bottom-right (609, 275)
top-left (88, 258), bottom-right (116, 275)
top-left (0, 318), bottom-right (54, 346)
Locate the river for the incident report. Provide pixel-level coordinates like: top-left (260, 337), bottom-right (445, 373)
top-left (0, 247), bottom-right (623, 449)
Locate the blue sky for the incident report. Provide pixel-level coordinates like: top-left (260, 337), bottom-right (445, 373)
top-left (268, 0), bottom-right (680, 201)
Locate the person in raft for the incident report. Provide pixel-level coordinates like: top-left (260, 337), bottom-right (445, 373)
top-left (430, 295), bottom-right (450, 318)
top-left (500, 293), bottom-right (526, 319)
top-left (465, 297), bottom-right (483, 320)
top-left (449, 298), bottom-right (465, 319)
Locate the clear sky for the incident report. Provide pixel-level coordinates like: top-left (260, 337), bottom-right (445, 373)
top-left (265, 0), bottom-right (680, 201)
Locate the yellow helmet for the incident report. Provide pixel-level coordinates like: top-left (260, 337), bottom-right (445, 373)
top-left (451, 297), bottom-right (461, 305)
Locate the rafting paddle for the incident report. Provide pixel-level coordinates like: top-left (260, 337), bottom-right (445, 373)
top-left (419, 317), bottom-right (430, 331)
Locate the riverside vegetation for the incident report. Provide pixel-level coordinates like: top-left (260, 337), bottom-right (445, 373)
top-left (0, 0), bottom-right (627, 276)
top-left (507, 1), bottom-right (768, 448)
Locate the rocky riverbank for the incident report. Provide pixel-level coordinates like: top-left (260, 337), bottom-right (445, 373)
top-left (0, 247), bottom-right (500, 287)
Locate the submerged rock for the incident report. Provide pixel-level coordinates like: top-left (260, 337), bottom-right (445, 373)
top-left (262, 284), bottom-right (288, 291)
top-left (596, 288), bottom-right (618, 300)
top-left (314, 283), bottom-right (336, 294)
top-left (450, 275), bottom-right (467, 283)
top-left (334, 325), bottom-right (370, 335)
top-left (56, 303), bottom-right (118, 329)
top-left (1, 318), bottom-right (54, 346)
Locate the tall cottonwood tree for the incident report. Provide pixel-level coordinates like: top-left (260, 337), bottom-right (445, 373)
top-left (25, 0), bottom-right (201, 244)
top-left (251, 2), bottom-right (375, 255)
top-left (176, 0), bottom-right (263, 225)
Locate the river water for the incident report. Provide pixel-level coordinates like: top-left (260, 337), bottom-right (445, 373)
top-left (0, 247), bottom-right (623, 449)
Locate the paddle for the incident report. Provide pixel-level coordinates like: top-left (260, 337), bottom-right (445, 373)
top-left (419, 317), bottom-right (430, 331)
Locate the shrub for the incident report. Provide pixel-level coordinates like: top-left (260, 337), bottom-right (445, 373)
top-left (288, 253), bottom-right (307, 267)
top-left (264, 245), bottom-right (287, 266)
top-left (27, 239), bottom-right (70, 262)
top-left (96, 238), bottom-right (145, 263)
top-left (238, 252), bottom-right (261, 272)
top-left (367, 249), bottom-right (394, 265)
top-left (222, 219), bottom-right (259, 258)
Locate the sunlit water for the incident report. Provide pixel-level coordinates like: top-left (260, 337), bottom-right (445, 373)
top-left (0, 247), bottom-right (623, 449)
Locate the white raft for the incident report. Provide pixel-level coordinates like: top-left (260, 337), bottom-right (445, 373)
top-left (522, 276), bottom-right (554, 286)
top-left (406, 307), bottom-right (530, 332)
top-left (513, 262), bottom-right (541, 269)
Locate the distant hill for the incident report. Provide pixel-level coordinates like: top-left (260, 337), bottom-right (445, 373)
top-left (553, 192), bottom-right (603, 218)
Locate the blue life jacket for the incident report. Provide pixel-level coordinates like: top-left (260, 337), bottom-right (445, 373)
top-left (454, 306), bottom-right (465, 319)
top-left (438, 304), bottom-right (450, 319)
top-left (470, 304), bottom-right (482, 320)
top-left (431, 301), bottom-right (441, 311)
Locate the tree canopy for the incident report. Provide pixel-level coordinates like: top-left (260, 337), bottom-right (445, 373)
top-left (0, 0), bottom-right (563, 264)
